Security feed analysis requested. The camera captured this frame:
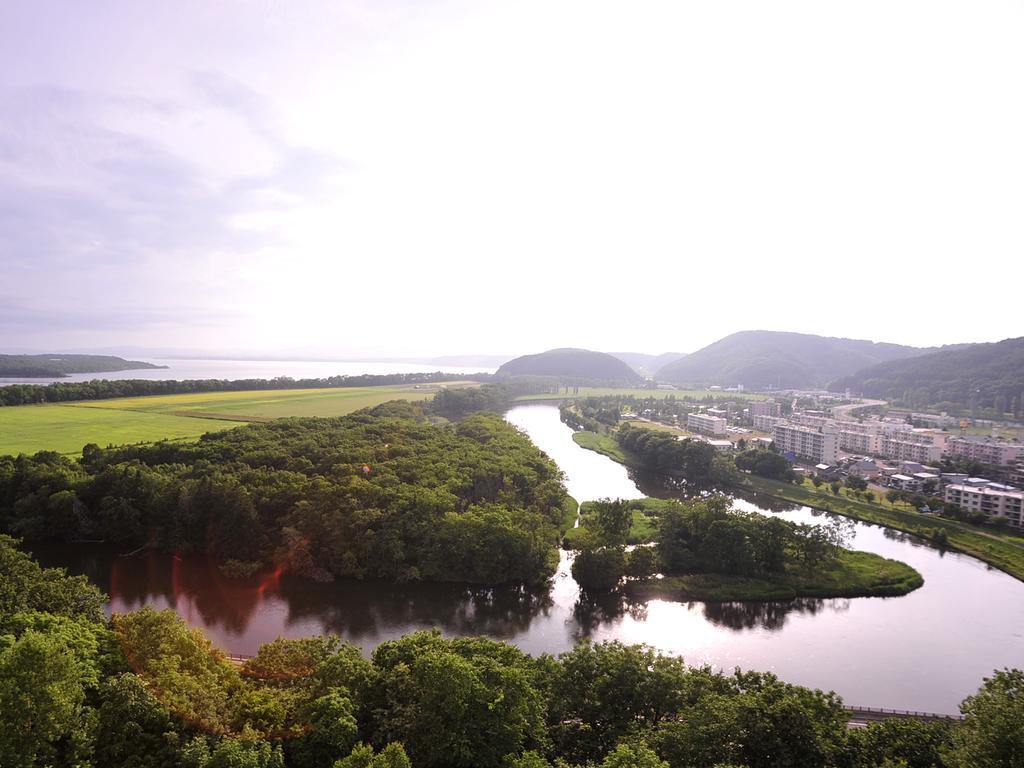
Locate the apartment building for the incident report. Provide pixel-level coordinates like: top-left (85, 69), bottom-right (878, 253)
top-left (752, 414), bottom-right (785, 432)
top-left (879, 430), bottom-right (949, 464)
top-left (772, 423), bottom-right (838, 464)
top-left (687, 413), bottom-right (727, 436)
top-left (749, 400), bottom-right (781, 418)
top-left (945, 437), bottom-right (1024, 468)
top-left (944, 483), bottom-right (1023, 528)
top-left (789, 414), bottom-right (832, 429)
top-left (838, 429), bottom-right (882, 455)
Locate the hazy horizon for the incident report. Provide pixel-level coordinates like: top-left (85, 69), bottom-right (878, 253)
top-left (3, 1), bottom-right (1022, 356)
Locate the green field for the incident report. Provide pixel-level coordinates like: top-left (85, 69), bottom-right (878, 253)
top-left (514, 387), bottom-right (771, 401)
top-left (0, 384), bottom-right (456, 456)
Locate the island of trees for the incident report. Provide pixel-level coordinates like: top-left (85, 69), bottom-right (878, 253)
top-left (1, 534), bottom-right (1020, 768)
top-left (0, 400), bottom-right (569, 585)
top-left (569, 496), bottom-right (922, 601)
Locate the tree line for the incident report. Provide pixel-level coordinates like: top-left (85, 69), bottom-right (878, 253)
top-left (1, 534), bottom-right (1020, 768)
top-left (0, 401), bottom-right (567, 586)
top-left (0, 372), bottom-right (491, 407)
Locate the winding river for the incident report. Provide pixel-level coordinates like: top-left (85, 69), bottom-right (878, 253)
top-left (30, 403), bottom-right (1024, 714)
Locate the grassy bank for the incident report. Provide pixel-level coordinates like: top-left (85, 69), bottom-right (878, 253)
top-left (627, 549), bottom-right (923, 601)
top-left (740, 475), bottom-right (1024, 582)
top-left (563, 498), bottom-right (672, 547)
top-left (571, 430), bottom-right (638, 466)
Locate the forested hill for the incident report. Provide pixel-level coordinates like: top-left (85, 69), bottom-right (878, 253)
top-left (610, 351), bottom-right (687, 377)
top-left (655, 331), bottom-right (925, 389)
top-left (0, 353), bottom-right (165, 377)
top-left (0, 401), bottom-right (569, 585)
top-left (830, 336), bottom-right (1024, 415)
top-left (497, 348), bottom-right (643, 383)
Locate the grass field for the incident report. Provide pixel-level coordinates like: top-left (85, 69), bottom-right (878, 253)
top-left (0, 383), bottom-right (459, 456)
top-left (627, 549), bottom-right (923, 601)
top-left (514, 387), bottom-right (771, 402)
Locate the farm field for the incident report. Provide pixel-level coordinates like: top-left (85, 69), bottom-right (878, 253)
top-left (514, 387), bottom-right (771, 401)
top-left (0, 383), bottom-right (461, 456)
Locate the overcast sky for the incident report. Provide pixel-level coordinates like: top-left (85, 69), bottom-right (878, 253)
top-left (1, 1), bottom-right (1022, 358)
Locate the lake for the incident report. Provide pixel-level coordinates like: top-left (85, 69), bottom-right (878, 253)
top-left (29, 403), bottom-right (1024, 714)
top-left (0, 358), bottom-right (495, 386)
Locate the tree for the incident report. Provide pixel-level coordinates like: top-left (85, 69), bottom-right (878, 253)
top-left (333, 743), bottom-right (411, 768)
top-left (945, 668), bottom-right (1024, 768)
top-left (571, 547), bottom-right (626, 593)
top-left (600, 741), bottom-right (669, 768)
top-left (0, 630), bottom-right (89, 768)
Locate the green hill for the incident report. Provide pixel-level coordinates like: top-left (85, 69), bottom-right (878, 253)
top-left (655, 331), bottom-right (924, 390)
top-left (497, 348), bottom-right (643, 383)
top-left (830, 336), bottom-right (1024, 415)
top-left (0, 354), bottom-right (165, 378)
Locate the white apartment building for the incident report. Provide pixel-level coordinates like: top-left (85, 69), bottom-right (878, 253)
top-left (838, 429), bottom-right (882, 455)
top-left (772, 423), bottom-right (838, 464)
top-left (753, 414), bottom-right (785, 432)
top-left (687, 413), bottom-right (727, 436)
top-left (789, 414), bottom-right (833, 429)
top-left (749, 400), bottom-right (781, 418)
top-left (945, 437), bottom-right (1024, 467)
top-left (944, 483), bottom-right (1023, 528)
top-left (879, 430), bottom-right (949, 464)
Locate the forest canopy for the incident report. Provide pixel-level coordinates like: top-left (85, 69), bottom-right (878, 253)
top-left (0, 402), bottom-right (568, 585)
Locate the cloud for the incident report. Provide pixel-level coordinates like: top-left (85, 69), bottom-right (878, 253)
top-left (0, 74), bottom-right (348, 340)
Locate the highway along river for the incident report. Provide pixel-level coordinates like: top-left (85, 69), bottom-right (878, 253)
top-left (30, 402), bottom-right (1024, 714)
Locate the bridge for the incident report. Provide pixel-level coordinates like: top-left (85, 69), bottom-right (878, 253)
top-left (844, 706), bottom-right (963, 726)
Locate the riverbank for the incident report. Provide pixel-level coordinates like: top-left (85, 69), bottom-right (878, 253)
top-left (627, 549), bottom-right (923, 601)
top-left (571, 428), bottom-right (1024, 583)
top-left (739, 475), bottom-right (1024, 583)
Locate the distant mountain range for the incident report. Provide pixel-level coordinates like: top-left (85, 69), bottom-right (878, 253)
top-left (830, 336), bottom-right (1024, 413)
top-left (0, 354), bottom-right (166, 378)
top-left (609, 352), bottom-right (687, 378)
top-left (654, 331), bottom-right (932, 389)
top-left (496, 348), bottom-right (643, 383)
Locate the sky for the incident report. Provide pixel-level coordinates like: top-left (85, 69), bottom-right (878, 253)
top-left (1, 0), bottom-right (1022, 358)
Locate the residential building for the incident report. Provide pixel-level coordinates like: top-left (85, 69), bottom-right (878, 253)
top-left (945, 437), bottom-right (1024, 468)
top-left (706, 407), bottom-right (729, 421)
top-left (879, 430), bottom-right (949, 464)
top-left (838, 429), bottom-right (882, 455)
top-left (772, 422), bottom-right (838, 464)
top-left (749, 400), bottom-right (781, 418)
top-left (707, 439), bottom-right (734, 452)
top-left (753, 414), bottom-right (785, 432)
top-left (687, 413), bottom-right (727, 436)
top-left (888, 474), bottom-right (921, 492)
top-left (944, 483), bottom-right (1024, 528)
top-left (790, 414), bottom-right (832, 429)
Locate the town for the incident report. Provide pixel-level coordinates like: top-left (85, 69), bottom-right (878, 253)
top-left (629, 393), bottom-right (1024, 529)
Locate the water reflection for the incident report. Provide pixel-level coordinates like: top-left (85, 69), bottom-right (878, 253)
top-left (701, 597), bottom-right (839, 631)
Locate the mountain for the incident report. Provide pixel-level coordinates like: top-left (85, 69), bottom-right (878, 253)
top-left (0, 354), bottom-right (166, 378)
top-left (830, 337), bottom-right (1024, 414)
top-left (496, 348), bottom-right (643, 383)
top-left (610, 352), bottom-right (688, 378)
top-left (655, 331), bottom-right (926, 390)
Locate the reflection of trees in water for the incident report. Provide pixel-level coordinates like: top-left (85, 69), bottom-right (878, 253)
top-left (279, 578), bottom-right (553, 641)
top-left (731, 489), bottom-right (801, 514)
top-left (701, 597), bottom-right (849, 631)
top-left (569, 593), bottom-right (649, 639)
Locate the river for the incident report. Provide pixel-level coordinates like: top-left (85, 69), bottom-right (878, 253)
top-left (29, 403), bottom-right (1024, 714)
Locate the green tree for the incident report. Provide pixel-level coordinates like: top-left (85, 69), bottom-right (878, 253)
top-left (945, 668), bottom-right (1024, 768)
top-left (334, 743), bottom-right (412, 768)
top-left (600, 740), bottom-right (668, 768)
top-left (0, 630), bottom-right (90, 768)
